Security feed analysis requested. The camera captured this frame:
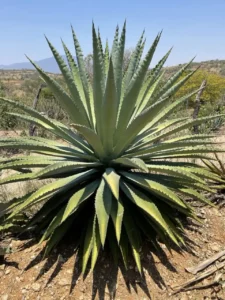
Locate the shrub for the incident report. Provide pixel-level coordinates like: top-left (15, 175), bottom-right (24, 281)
top-left (0, 23), bottom-right (223, 273)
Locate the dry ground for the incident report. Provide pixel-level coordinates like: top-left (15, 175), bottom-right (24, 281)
top-left (1, 130), bottom-right (225, 299)
top-left (0, 204), bottom-right (225, 300)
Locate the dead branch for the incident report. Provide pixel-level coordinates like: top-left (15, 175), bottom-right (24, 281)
top-left (171, 260), bottom-right (225, 294)
top-left (193, 80), bottom-right (207, 134)
top-left (185, 250), bottom-right (225, 274)
top-left (29, 83), bottom-right (46, 136)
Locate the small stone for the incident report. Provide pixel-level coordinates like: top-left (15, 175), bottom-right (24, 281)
top-left (5, 269), bottom-right (10, 275)
top-left (211, 243), bottom-right (221, 252)
top-left (80, 285), bottom-right (86, 292)
top-left (79, 296), bottom-right (84, 300)
top-left (1, 295), bottom-right (9, 300)
top-left (66, 269), bottom-right (73, 274)
top-left (31, 283), bottom-right (41, 292)
top-left (15, 276), bottom-right (20, 282)
top-left (179, 294), bottom-right (188, 300)
top-left (186, 291), bottom-right (191, 295)
top-left (0, 264), bottom-right (5, 270)
top-left (58, 278), bottom-right (71, 286)
top-left (21, 289), bottom-right (27, 294)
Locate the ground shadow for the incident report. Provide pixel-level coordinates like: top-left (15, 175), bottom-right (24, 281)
top-left (11, 213), bottom-right (204, 299)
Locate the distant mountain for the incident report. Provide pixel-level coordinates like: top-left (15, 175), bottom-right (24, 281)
top-left (0, 56), bottom-right (62, 73)
top-left (1, 57), bottom-right (225, 76)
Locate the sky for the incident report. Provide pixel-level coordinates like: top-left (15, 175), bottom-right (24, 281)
top-left (0, 0), bottom-right (224, 66)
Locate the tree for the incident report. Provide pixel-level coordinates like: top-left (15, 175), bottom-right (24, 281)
top-left (174, 70), bottom-right (225, 107)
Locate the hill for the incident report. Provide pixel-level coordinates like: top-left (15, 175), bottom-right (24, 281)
top-left (164, 59), bottom-right (225, 77)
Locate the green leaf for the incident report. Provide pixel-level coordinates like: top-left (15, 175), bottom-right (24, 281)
top-left (120, 171), bottom-right (190, 212)
top-left (46, 37), bottom-right (90, 127)
top-left (110, 197), bottom-right (124, 243)
top-left (91, 216), bottom-right (101, 271)
top-left (101, 57), bottom-right (118, 153)
top-left (95, 179), bottom-right (112, 246)
top-left (103, 168), bottom-right (120, 199)
top-left (123, 212), bottom-right (142, 273)
top-left (82, 215), bottom-right (94, 273)
top-left (120, 182), bottom-right (179, 245)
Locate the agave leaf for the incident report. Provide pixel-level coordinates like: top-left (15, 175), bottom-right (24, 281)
top-left (121, 182), bottom-right (178, 245)
top-left (101, 57), bottom-right (118, 153)
top-left (135, 71), bottom-right (165, 116)
top-left (71, 124), bottom-right (105, 158)
top-left (71, 26), bottom-right (95, 128)
top-left (103, 168), bottom-right (120, 200)
top-left (7, 170), bottom-right (97, 220)
top-left (110, 197), bottom-right (124, 243)
top-left (95, 179), bottom-right (112, 246)
top-left (104, 40), bottom-right (110, 76)
top-left (123, 212), bottom-right (142, 273)
top-left (179, 188), bottom-right (215, 207)
top-left (119, 230), bottom-right (129, 269)
top-left (120, 171), bottom-right (190, 212)
top-left (151, 58), bottom-right (195, 102)
top-left (128, 140), bottom-right (217, 157)
top-left (92, 23), bottom-right (105, 136)
top-left (46, 38), bottom-right (90, 126)
top-left (122, 31), bottom-right (145, 92)
top-left (27, 57), bottom-right (88, 126)
top-left (82, 216), bottom-right (94, 274)
top-left (0, 173), bottom-right (34, 185)
top-left (116, 88), bottom-right (203, 155)
top-left (112, 157), bottom-right (148, 172)
top-left (0, 158), bottom-right (55, 171)
top-left (39, 180), bottom-right (98, 243)
top-left (91, 216), bottom-right (101, 271)
top-left (111, 25), bottom-right (119, 64)
top-left (44, 215), bottom-right (75, 257)
top-left (145, 115), bottom-right (225, 145)
top-left (33, 161), bottom-right (102, 178)
top-left (116, 32), bottom-right (161, 139)
top-left (62, 180), bottom-right (100, 223)
top-left (114, 21), bottom-right (126, 99)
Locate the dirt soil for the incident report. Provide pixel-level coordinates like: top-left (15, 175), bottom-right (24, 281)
top-left (0, 204), bottom-right (224, 300)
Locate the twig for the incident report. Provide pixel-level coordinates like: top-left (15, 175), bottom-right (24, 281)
top-left (180, 281), bottom-right (219, 292)
top-left (29, 84), bottom-right (46, 136)
top-left (171, 260), bottom-right (225, 294)
top-left (186, 250), bottom-right (225, 275)
top-left (192, 80), bottom-right (207, 134)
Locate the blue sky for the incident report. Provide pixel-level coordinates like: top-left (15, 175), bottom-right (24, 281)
top-left (0, 0), bottom-right (224, 66)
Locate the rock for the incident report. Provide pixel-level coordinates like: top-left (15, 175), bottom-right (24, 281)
top-left (0, 264), bottom-right (5, 270)
top-left (5, 269), bottom-right (10, 275)
top-left (211, 243), bottom-right (221, 252)
top-left (66, 269), bottom-right (73, 274)
top-left (21, 289), bottom-right (27, 294)
top-left (79, 296), bottom-right (84, 300)
top-left (1, 295), bottom-right (9, 300)
top-left (58, 278), bottom-right (71, 286)
top-left (80, 285), bottom-right (86, 292)
top-left (15, 276), bottom-right (20, 282)
top-left (31, 283), bottom-right (41, 292)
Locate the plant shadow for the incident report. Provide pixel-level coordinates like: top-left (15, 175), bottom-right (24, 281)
top-left (20, 234), bottom-right (199, 300)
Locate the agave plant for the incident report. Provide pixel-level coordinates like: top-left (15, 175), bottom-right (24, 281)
top-left (0, 23), bottom-right (223, 273)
